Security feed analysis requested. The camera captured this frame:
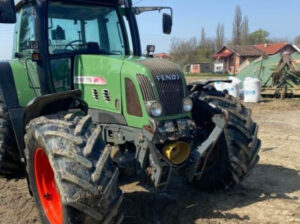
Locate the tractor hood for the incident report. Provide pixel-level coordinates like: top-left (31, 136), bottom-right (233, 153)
top-left (74, 54), bottom-right (189, 128)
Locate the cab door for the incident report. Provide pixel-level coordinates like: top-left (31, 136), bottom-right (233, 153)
top-left (9, 3), bottom-right (42, 107)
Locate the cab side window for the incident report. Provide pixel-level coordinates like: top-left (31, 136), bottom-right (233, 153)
top-left (17, 5), bottom-right (41, 95)
top-left (12, 11), bottom-right (21, 57)
top-left (19, 5), bottom-right (35, 53)
top-left (105, 10), bottom-right (125, 55)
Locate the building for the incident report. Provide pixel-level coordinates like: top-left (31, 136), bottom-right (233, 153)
top-left (214, 62), bottom-right (225, 74)
top-left (255, 43), bottom-right (298, 55)
top-left (185, 63), bottom-right (213, 74)
top-left (213, 45), bottom-right (263, 74)
top-left (154, 53), bottom-right (170, 60)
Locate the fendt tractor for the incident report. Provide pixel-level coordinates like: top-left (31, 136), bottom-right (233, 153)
top-left (0, 0), bottom-right (261, 223)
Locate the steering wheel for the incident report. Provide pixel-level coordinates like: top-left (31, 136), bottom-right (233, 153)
top-left (64, 40), bottom-right (85, 50)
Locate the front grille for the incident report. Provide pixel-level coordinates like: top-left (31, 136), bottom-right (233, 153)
top-left (137, 74), bottom-right (155, 101)
top-left (139, 59), bottom-right (185, 115)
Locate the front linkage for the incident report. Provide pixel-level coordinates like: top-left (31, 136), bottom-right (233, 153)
top-left (100, 85), bottom-right (239, 190)
top-left (100, 81), bottom-right (261, 191)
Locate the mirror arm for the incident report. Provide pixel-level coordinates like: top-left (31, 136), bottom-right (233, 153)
top-left (133, 7), bottom-right (173, 19)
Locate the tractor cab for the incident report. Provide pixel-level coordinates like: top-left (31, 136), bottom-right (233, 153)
top-left (47, 2), bottom-right (127, 56)
top-left (7, 0), bottom-right (172, 94)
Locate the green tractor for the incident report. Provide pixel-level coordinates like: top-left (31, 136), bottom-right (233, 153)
top-left (0, 0), bottom-right (261, 223)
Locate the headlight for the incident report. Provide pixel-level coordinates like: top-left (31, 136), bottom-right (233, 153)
top-left (147, 101), bottom-right (163, 117)
top-left (183, 98), bottom-right (193, 112)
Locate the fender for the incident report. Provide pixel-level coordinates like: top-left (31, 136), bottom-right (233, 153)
top-left (10, 90), bottom-right (88, 159)
top-left (0, 62), bottom-right (88, 158)
top-left (0, 62), bottom-right (19, 108)
top-left (0, 62), bottom-right (23, 157)
top-left (0, 62), bottom-right (88, 197)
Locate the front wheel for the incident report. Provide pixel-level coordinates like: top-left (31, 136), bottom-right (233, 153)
top-left (190, 89), bottom-right (261, 190)
top-left (25, 112), bottom-right (123, 224)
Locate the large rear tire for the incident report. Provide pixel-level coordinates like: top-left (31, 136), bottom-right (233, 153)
top-left (25, 112), bottom-right (123, 224)
top-left (0, 93), bottom-right (23, 176)
top-left (191, 89), bottom-right (261, 190)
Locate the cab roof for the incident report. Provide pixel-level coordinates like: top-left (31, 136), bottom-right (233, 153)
top-left (16, 0), bottom-right (123, 9)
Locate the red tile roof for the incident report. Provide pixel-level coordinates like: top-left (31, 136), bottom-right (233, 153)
top-left (231, 45), bottom-right (263, 56)
top-left (154, 53), bottom-right (170, 59)
top-left (213, 51), bottom-right (233, 58)
top-left (214, 46), bottom-right (263, 58)
top-left (254, 43), bottom-right (287, 55)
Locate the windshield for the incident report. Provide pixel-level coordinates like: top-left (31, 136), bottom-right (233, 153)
top-left (48, 2), bottom-right (126, 55)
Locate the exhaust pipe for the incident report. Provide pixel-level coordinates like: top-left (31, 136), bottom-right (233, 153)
top-left (162, 141), bottom-right (190, 165)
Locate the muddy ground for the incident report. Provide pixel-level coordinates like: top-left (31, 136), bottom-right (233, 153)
top-left (1, 99), bottom-right (300, 224)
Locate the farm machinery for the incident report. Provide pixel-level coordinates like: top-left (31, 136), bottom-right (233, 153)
top-left (262, 53), bottom-right (300, 99)
top-left (238, 52), bottom-right (300, 99)
top-left (0, 0), bottom-right (261, 223)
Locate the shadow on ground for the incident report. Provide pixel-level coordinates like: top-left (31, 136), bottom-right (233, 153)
top-left (121, 164), bottom-right (300, 224)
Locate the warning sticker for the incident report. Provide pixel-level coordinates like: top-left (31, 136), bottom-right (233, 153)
top-left (75, 76), bottom-right (107, 85)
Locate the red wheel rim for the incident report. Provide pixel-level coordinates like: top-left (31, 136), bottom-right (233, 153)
top-left (34, 148), bottom-right (63, 224)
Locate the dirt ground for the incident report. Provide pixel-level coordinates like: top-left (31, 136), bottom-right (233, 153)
top-left (1, 99), bottom-right (300, 224)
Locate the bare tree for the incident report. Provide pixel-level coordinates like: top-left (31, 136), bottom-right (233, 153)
top-left (216, 23), bottom-right (224, 50)
top-left (232, 5), bottom-right (242, 45)
top-left (206, 38), bottom-right (216, 58)
top-left (199, 27), bottom-right (216, 59)
top-left (200, 27), bottom-right (206, 48)
top-left (169, 37), bottom-right (199, 67)
top-left (241, 16), bottom-right (249, 45)
top-left (295, 35), bottom-right (300, 45)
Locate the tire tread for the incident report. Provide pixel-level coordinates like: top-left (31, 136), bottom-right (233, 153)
top-left (192, 91), bottom-right (261, 190)
top-left (25, 112), bottom-right (122, 223)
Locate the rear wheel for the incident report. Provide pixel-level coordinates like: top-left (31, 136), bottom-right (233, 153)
top-left (25, 112), bottom-right (123, 224)
top-left (191, 89), bottom-right (261, 190)
top-left (0, 93), bottom-right (23, 176)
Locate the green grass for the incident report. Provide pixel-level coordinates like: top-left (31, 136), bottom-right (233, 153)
top-left (185, 73), bottom-right (229, 77)
top-left (185, 73), bottom-right (229, 80)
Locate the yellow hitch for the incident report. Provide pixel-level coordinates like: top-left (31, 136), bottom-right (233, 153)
top-left (162, 141), bottom-right (190, 165)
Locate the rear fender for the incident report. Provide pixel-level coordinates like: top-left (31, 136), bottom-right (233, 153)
top-left (10, 90), bottom-right (88, 159)
top-left (0, 62), bottom-right (19, 108)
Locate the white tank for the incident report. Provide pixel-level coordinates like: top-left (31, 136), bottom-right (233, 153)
top-left (228, 76), bottom-right (242, 98)
top-left (214, 78), bottom-right (240, 98)
top-left (224, 82), bottom-right (240, 98)
top-left (214, 81), bottom-right (227, 92)
top-left (243, 77), bottom-right (261, 103)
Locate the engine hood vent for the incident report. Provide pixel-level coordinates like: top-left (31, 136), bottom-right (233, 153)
top-left (137, 74), bottom-right (155, 102)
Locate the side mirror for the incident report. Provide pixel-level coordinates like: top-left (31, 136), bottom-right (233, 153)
top-left (0, 0), bottom-right (16, 24)
top-left (163, 13), bottom-right (172, 35)
top-left (132, 6), bottom-right (173, 35)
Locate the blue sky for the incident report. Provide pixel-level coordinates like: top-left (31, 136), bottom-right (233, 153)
top-left (0, 0), bottom-right (299, 59)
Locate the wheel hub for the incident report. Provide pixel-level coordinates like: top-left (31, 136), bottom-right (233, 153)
top-left (34, 148), bottom-right (63, 224)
